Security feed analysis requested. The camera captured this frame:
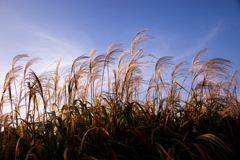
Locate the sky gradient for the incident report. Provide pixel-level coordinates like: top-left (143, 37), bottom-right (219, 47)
top-left (1, 0), bottom-right (240, 93)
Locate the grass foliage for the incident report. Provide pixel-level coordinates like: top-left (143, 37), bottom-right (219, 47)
top-left (0, 30), bottom-right (240, 159)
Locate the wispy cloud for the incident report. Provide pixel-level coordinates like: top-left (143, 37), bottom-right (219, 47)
top-left (0, 16), bottom-right (92, 91)
top-left (27, 31), bottom-right (86, 70)
top-left (198, 23), bottom-right (221, 48)
top-left (0, 27), bottom-right (91, 116)
top-left (175, 23), bottom-right (222, 61)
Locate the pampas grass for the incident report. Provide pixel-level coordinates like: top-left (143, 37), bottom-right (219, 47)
top-left (0, 30), bottom-right (239, 160)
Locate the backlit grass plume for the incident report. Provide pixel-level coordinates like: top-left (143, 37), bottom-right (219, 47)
top-left (0, 30), bottom-right (239, 160)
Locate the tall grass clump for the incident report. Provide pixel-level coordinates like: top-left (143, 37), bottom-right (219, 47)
top-left (0, 30), bottom-right (240, 160)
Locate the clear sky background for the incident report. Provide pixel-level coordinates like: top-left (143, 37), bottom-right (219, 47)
top-left (0, 0), bottom-right (240, 93)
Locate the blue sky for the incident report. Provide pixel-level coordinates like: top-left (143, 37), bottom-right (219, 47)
top-left (0, 0), bottom-right (240, 91)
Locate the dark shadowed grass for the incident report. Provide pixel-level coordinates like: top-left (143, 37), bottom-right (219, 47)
top-left (0, 30), bottom-right (239, 160)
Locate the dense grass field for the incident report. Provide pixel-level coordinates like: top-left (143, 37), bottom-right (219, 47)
top-left (0, 30), bottom-right (240, 160)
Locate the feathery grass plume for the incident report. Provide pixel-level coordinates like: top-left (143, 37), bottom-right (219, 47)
top-left (83, 49), bottom-right (96, 104)
top-left (11, 54), bottom-right (29, 101)
top-left (131, 29), bottom-right (150, 57)
top-left (120, 52), bottom-right (143, 101)
top-left (25, 69), bottom-right (50, 122)
top-left (0, 30), bottom-right (239, 159)
top-left (83, 49), bottom-right (106, 104)
top-left (90, 54), bottom-right (105, 102)
top-left (53, 57), bottom-right (63, 106)
top-left (228, 68), bottom-right (240, 97)
top-left (73, 60), bottom-right (89, 101)
top-left (197, 58), bottom-right (232, 104)
top-left (225, 68), bottom-right (240, 117)
top-left (112, 69), bottom-right (118, 101)
top-left (70, 55), bottom-right (89, 105)
top-left (61, 76), bottom-right (68, 106)
top-left (23, 57), bottom-right (40, 78)
top-left (45, 78), bottom-right (53, 112)
top-left (190, 48), bottom-right (208, 72)
top-left (151, 56), bottom-right (174, 110)
top-left (121, 48), bottom-right (154, 101)
top-left (116, 49), bottom-right (131, 100)
top-left (101, 42), bottom-right (123, 96)
top-left (169, 61), bottom-right (189, 111)
top-left (186, 54), bottom-right (232, 109)
top-left (121, 29), bottom-right (152, 102)
top-left (9, 55), bottom-right (28, 128)
top-left (146, 75), bottom-right (156, 104)
top-left (0, 65), bottom-right (22, 127)
top-left (23, 57), bottom-right (41, 116)
top-left (185, 49), bottom-right (208, 97)
top-left (71, 55), bottom-right (89, 74)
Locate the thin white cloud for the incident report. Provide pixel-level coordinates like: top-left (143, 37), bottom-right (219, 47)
top-left (175, 23), bottom-right (222, 61)
top-left (28, 31), bottom-right (85, 68)
top-left (0, 27), bottom-right (91, 115)
top-left (198, 24), bottom-right (221, 48)
top-left (0, 8), bottom-right (93, 100)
